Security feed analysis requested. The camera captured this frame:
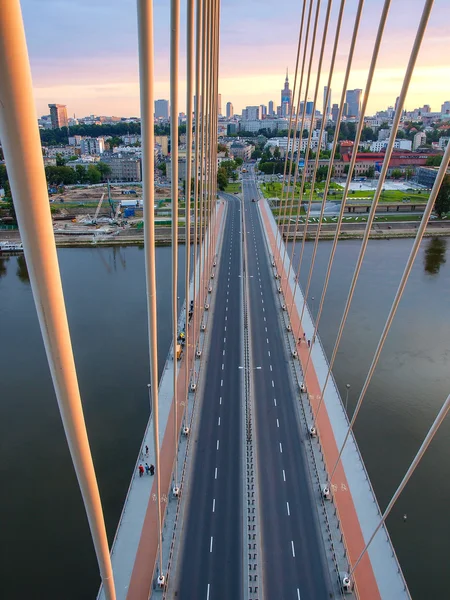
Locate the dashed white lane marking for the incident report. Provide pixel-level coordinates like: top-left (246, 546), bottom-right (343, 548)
top-left (265, 327), bottom-right (268, 332)
top-left (218, 417), bottom-right (221, 426)
top-left (279, 442), bottom-right (283, 453)
top-left (287, 501), bottom-right (290, 516)
top-left (283, 469), bottom-right (286, 481)
top-left (224, 337), bottom-right (226, 343)
top-left (212, 498), bottom-right (215, 512)
top-left (215, 467), bottom-right (218, 479)
top-left (225, 316), bottom-right (227, 321)
top-left (271, 380), bottom-right (275, 387)
top-left (261, 299), bottom-right (264, 304)
top-left (223, 349), bottom-right (225, 356)
top-left (220, 379), bottom-right (223, 387)
top-left (262, 307), bottom-right (265, 312)
top-left (297, 589), bottom-right (301, 600)
top-left (224, 326), bottom-right (227, 331)
top-left (226, 306), bottom-right (228, 311)
top-left (270, 365), bottom-right (272, 371)
top-left (268, 350), bottom-right (270, 357)
top-left (207, 583), bottom-right (210, 600)
top-left (267, 338), bottom-right (270, 344)
top-left (276, 418), bottom-right (279, 428)
top-left (263, 317), bottom-right (266, 322)
top-left (210, 536), bottom-right (214, 553)
top-left (274, 398), bottom-right (277, 406)
top-left (216, 440), bottom-right (220, 450)
top-left (291, 541), bottom-right (296, 558)
top-left (219, 397), bottom-right (222, 405)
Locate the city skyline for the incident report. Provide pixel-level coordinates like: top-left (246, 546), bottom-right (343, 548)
top-left (22, 0), bottom-right (450, 117)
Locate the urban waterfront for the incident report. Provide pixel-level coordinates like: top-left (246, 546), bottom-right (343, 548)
top-left (1, 237), bottom-right (449, 599)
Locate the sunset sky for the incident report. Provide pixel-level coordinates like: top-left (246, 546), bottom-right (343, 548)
top-left (21, 0), bottom-right (450, 119)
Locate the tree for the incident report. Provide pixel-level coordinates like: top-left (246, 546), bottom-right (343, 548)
top-left (344, 164), bottom-right (350, 174)
top-left (217, 167), bottom-right (228, 191)
top-left (218, 143), bottom-right (228, 153)
top-left (365, 166), bottom-right (375, 178)
top-left (97, 161), bottom-right (112, 181)
top-left (55, 153), bottom-right (66, 167)
top-left (234, 157), bottom-right (243, 166)
top-left (273, 146), bottom-right (281, 159)
top-left (434, 175), bottom-right (450, 218)
top-left (158, 162), bottom-right (167, 175)
top-left (75, 165), bottom-right (87, 183)
top-left (251, 148), bottom-right (262, 160)
top-left (426, 155), bottom-right (442, 167)
top-left (87, 165), bottom-right (101, 184)
top-left (107, 136), bottom-right (123, 149)
top-left (391, 169), bottom-right (403, 179)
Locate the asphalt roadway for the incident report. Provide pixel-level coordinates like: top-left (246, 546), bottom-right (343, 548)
top-left (177, 196), bottom-right (243, 600)
top-left (243, 170), bottom-right (333, 599)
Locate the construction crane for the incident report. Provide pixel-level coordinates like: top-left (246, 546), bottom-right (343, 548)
top-left (91, 193), bottom-right (105, 225)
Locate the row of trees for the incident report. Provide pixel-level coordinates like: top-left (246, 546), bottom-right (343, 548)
top-left (45, 161), bottom-right (111, 186)
top-left (217, 158), bottom-right (243, 190)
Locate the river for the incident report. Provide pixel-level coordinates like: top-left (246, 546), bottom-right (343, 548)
top-left (0, 237), bottom-right (449, 599)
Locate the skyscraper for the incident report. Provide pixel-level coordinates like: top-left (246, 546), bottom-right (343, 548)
top-left (226, 102), bottom-right (234, 119)
top-left (345, 89), bottom-right (362, 118)
top-left (48, 104), bottom-right (68, 129)
top-left (155, 99), bottom-right (170, 119)
top-left (268, 101), bottom-right (274, 116)
top-left (331, 103), bottom-right (339, 123)
top-left (260, 105), bottom-right (267, 118)
top-left (218, 94), bottom-right (222, 116)
top-left (323, 86), bottom-right (331, 119)
top-left (280, 69), bottom-right (292, 114)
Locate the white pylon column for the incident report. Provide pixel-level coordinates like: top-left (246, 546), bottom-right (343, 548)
top-left (0, 3), bottom-right (116, 599)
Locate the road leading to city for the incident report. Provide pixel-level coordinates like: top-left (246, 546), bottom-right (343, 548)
top-left (177, 196), bottom-right (243, 600)
top-left (243, 169), bottom-right (333, 599)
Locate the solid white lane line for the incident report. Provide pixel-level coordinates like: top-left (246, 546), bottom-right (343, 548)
top-left (217, 440), bottom-right (220, 450)
top-left (283, 469), bottom-right (286, 481)
top-left (279, 442), bottom-right (283, 453)
top-left (291, 541), bottom-right (295, 558)
top-left (210, 536), bottom-right (214, 553)
top-left (215, 467), bottom-right (218, 479)
top-left (212, 498), bottom-right (215, 512)
top-left (274, 398), bottom-right (277, 406)
top-left (218, 417), bottom-right (221, 426)
top-left (287, 502), bottom-right (290, 516)
top-left (276, 418), bottom-right (279, 428)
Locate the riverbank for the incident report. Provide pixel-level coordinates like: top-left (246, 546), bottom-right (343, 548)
top-left (2, 219), bottom-right (450, 247)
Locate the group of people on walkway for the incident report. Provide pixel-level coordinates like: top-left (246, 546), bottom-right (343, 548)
top-left (297, 332), bottom-right (311, 347)
top-left (138, 463), bottom-right (155, 477)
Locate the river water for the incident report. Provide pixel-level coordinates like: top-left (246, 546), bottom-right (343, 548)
top-left (0, 238), bottom-right (449, 599)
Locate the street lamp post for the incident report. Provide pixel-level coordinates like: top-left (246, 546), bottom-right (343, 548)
top-left (345, 383), bottom-right (351, 414)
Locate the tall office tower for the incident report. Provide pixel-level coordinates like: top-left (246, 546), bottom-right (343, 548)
top-left (345, 89), bottom-right (362, 118)
top-left (306, 101), bottom-right (314, 116)
top-left (323, 86), bottom-right (331, 118)
top-left (48, 104), bottom-right (68, 129)
top-left (226, 102), bottom-right (234, 119)
top-left (260, 105), bottom-right (267, 118)
top-left (331, 103), bottom-right (339, 123)
top-left (280, 68), bottom-right (292, 113)
top-left (155, 99), bottom-right (170, 119)
top-left (244, 106), bottom-right (260, 120)
top-left (442, 101), bottom-right (450, 114)
top-left (218, 94), bottom-right (222, 116)
top-left (268, 100), bottom-right (274, 116)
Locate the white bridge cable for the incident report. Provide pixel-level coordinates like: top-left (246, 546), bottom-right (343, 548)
top-left (184, 0), bottom-right (194, 429)
top-left (275, 0), bottom-right (308, 250)
top-left (278, 0), bottom-right (315, 252)
top-left (0, 4), bottom-right (116, 599)
top-left (192, 0), bottom-right (203, 355)
top-left (198, 0), bottom-right (206, 312)
top-left (170, 0), bottom-right (180, 489)
top-left (301, 0), bottom-right (393, 385)
top-left (292, 0), bottom-right (364, 325)
top-left (280, 0), bottom-right (323, 274)
top-left (283, 0), bottom-right (335, 292)
top-left (329, 122), bottom-right (449, 486)
top-left (136, 0), bottom-right (164, 579)
top-left (350, 393), bottom-right (450, 579)
top-left (313, 0), bottom-right (434, 426)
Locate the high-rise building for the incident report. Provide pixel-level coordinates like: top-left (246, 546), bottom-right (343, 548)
top-left (155, 99), bottom-right (170, 120)
top-left (441, 101), bottom-right (450, 114)
top-left (305, 101), bottom-right (314, 116)
top-left (48, 104), bottom-right (68, 129)
top-left (413, 131), bottom-right (427, 150)
top-left (268, 101), bottom-right (274, 116)
top-left (331, 103), bottom-right (339, 123)
top-left (242, 106), bottom-right (259, 121)
top-left (280, 69), bottom-right (292, 113)
top-left (226, 102), bottom-right (234, 119)
top-left (260, 105), bottom-right (267, 118)
top-left (323, 86), bottom-right (331, 118)
top-left (345, 89), bottom-right (362, 118)
top-left (218, 94), bottom-right (222, 116)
